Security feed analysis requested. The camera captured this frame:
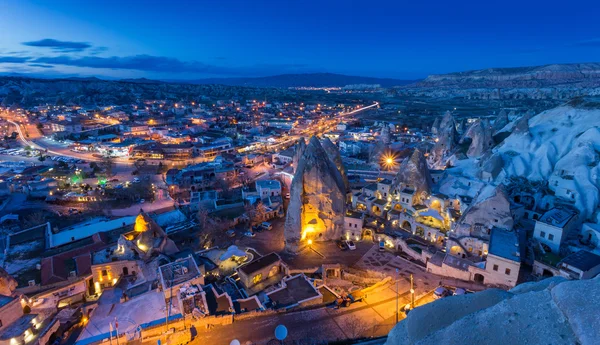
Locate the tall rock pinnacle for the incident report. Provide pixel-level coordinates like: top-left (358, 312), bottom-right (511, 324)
top-left (284, 136), bottom-right (346, 252)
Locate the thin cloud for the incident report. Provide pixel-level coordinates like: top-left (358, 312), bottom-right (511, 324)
top-left (0, 56), bottom-right (31, 63)
top-left (28, 64), bottom-right (54, 69)
top-left (22, 38), bottom-right (92, 52)
top-left (30, 54), bottom-right (312, 76)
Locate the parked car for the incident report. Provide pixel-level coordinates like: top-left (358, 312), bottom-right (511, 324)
top-left (261, 222), bottom-right (273, 231)
top-left (132, 177), bottom-right (140, 183)
top-left (285, 193), bottom-right (290, 199)
top-left (244, 231), bottom-right (256, 238)
top-left (252, 225), bottom-right (263, 233)
top-left (379, 240), bottom-right (386, 252)
top-left (139, 199), bottom-right (145, 204)
top-left (226, 229), bottom-right (236, 237)
top-left (336, 240), bottom-right (348, 251)
top-left (433, 286), bottom-right (450, 299)
top-left (346, 240), bottom-right (356, 250)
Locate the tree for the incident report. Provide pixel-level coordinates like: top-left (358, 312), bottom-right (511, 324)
top-left (245, 201), bottom-right (269, 225)
top-left (100, 156), bottom-right (115, 177)
top-left (196, 205), bottom-right (210, 231)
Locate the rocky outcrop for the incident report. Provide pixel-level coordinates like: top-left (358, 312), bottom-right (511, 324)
top-left (321, 137), bottom-right (349, 192)
top-left (0, 267), bottom-right (17, 296)
top-left (386, 275), bottom-right (600, 345)
top-left (513, 111), bottom-right (532, 135)
top-left (462, 119), bottom-right (494, 158)
top-left (391, 149), bottom-right (432, 205)
top-left (431, 117), bottom-right (441, 135)
top-left (492, 110), bottom-right (509, 134)
top-left (284, 137), bottom-right (346, 252)
top-left (430, 112), bottom-right (458, 167)
top-left (460, 185), bottom-right (513, 231)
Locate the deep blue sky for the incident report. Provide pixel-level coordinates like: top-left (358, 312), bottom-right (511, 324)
top-left (1, 0), bottom-right (599, 80)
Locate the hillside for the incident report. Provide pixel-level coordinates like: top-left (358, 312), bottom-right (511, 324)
top-left (437, 98), bottom-right (600, 221)
top-left (399, 63), bottom-right (600, 100)
top-left (0, 76), bottom-right (296, 106)
top-left (411, 63), bottom-right (600, 88)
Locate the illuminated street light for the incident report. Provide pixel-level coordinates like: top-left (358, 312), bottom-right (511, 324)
top-left (381, 152), bottom-right (398, 170)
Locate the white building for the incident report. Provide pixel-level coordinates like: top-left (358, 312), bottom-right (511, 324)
top-left (480, 228), bottom-right (521, 287)
top-left (533, 208), bottom-right (579, 254)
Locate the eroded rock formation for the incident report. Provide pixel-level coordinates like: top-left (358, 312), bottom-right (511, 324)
top-left (430, 111), bottom-right (459, 167)
top-left (284, 137), bottom-right (346, 252)
top-left (321, 137), bottom-right (349, 192)
top-left (292, 137), bottom-right (306, 173)
top-left (492, 110), bottom-right (509, 134)
top-left (462, 119), bottom-right (494, 158)
top-left (391, 149), bottom-right (432, 205)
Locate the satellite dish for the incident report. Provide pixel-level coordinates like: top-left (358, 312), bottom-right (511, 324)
top-left (275, 325), bottom-right (288, 341)
top-left (230, 340), bottom-right (241, 345)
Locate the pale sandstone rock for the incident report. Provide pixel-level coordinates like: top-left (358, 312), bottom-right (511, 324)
top-left (391, 149), bottom-right (432, 205)
top-left (284, 137), bottom-right (346, 252)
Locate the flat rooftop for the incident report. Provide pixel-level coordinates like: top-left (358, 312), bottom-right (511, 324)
top-left (488, 228), bottom-right (521, 262)
top-left (159, 256), bottom-right (201, 288)
top-left (559, 250), bottom-right (600, 271)
top-left (0, 314), bottom-right (36, 339)
top-left (540, 208), bottom-right (577, 228)
top-left (267, 275), bottom-right (321, 309)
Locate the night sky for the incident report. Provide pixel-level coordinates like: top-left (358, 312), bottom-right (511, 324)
top-left (1, 0), bottom-right (599, 80)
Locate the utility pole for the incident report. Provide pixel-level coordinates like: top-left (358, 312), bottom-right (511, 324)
top-left (395, 268), bottom-right (399, 324)
top-left (410, 274), bottom-right (415, 309)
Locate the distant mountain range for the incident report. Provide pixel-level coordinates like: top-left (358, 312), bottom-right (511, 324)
top-left (169, 73), bottom-right (416, 88)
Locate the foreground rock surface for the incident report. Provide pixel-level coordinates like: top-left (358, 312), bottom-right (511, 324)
top-left (386, 275), bottom-right (600, 345)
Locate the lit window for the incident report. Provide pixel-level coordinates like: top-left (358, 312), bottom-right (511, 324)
top-left (252, 274), bottom-right (262, 284)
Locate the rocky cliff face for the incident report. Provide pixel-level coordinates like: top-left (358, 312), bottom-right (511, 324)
top-left (386, 276), bottom-right (600, 345)
top-left (321, 137), bottom-right (350, 192)
top-left (391, 149), bottom-right (432, 205)
top-left (284, 136), bottom-right (346, 252)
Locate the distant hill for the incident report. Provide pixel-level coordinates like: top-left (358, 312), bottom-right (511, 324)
top-left (180, 73), bottom-right (416, 88)
top-left (408, 62), bottom-right (600, 89)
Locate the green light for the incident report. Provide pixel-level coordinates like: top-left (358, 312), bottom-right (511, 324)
top-left (98, 178), bottom-right (107, 185)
